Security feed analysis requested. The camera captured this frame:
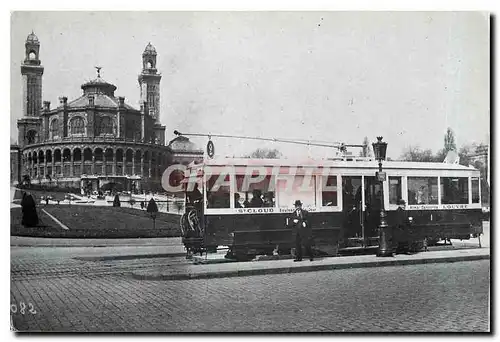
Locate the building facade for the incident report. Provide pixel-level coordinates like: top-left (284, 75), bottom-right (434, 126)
top-left (16, 33), bottom-right (202, 193)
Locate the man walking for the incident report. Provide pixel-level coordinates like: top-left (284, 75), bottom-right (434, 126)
top-left (289, 200), bottom-right (313, 262)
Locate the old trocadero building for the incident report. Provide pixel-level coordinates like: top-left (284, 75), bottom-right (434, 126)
top-left (15, 32), bottom-right (202, 193)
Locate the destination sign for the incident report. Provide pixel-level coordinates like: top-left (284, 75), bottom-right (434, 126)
top-left (407, 204), bottom-right (473, 210)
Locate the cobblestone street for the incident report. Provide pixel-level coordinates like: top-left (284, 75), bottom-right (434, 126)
top-left (10, 247), bottom-right (490, 332)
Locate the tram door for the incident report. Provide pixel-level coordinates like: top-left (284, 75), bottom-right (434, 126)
top-left (364, 176), bottom-right (382, 243)
top-left (342, 176), bottom-right (363, 240)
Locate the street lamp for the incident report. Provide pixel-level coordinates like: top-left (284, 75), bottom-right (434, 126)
top-left (372, 136), bottom-right (392, 257)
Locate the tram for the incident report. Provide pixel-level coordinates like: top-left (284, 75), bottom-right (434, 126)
top-left (178, 157), bottom-right (483, 260)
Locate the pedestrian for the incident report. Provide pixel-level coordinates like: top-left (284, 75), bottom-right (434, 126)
top-left (140, 201), bottom-right (145, 210)
top-left (21, 192), bottom-right (39, 227)
top-left (289, 200), bottom-right (313, 262)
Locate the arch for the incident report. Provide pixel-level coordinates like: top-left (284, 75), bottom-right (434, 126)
top-left (126, 149), bottom-right (133, 163)
top-left (28, 51), bottom-right (37, 60)
top-left (33, 152), bottom-right (37, 164)
top-left (46, 150), bottom-right (52, 163)
top-left (116, 149), bottom-right (123, 162)
top-left (94, 148), bottom-right (103, 161)
top-left (50, 119), bottom-right (59, 139)
top-left (73, 148), bottom-right (82, 162)
top-left (83, 148), bottom-right (92, 162)
top-left (38, 150), bottom-right (44, 164)
top-left (62, 148), bottom-right (71, 162)
top-left (147, 60), bottom-right (153, 69)
top-left (54, 149), bottom-right (61, 163)
top-left (26, 130), bottom-right (38, 145)
top-left (105, 148), bottom-right (113, 162)
top-left (70, 116), bottom-right (85, 135)
top-left (27, 153), bottom-right (32, 163)
top-left (134, 150), bottom-right (142, 163)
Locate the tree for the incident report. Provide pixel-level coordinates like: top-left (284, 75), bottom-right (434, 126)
top-left (399, 146), bottom-right (437, 162)
top-left (444, 127), bottom-right (457, 152)
top-left (244, 148), bottom-right (282, 159)
top-left (21, 174), bottom-right (31, 187)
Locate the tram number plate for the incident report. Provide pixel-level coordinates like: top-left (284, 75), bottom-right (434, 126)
top-left (376, 171), bottom-right (386, 182)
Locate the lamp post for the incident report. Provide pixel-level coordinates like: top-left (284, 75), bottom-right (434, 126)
top-left (372, 136), bottom-right (393, 257)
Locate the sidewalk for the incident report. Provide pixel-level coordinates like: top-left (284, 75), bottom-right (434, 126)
top-left (11, 236), bottom-right (182, 247)
top-left (131, 247), bottom-right (490, 281)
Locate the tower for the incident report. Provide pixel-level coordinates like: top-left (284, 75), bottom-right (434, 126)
top-left (18, 31), bottom-right (44, 148)
top-left (138, 42), bottom-right (162, 123)
top-left (21, 31), bottom-right (44, 117)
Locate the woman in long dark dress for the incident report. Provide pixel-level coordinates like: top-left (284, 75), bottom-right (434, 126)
top-left (21, 192), bottom-right (39, 227)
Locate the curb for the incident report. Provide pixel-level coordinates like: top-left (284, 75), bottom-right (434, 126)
top-left (73, 252), bottom-right (186, 261)
top-left (12, 244), bottom-right (181, 248)
top-left (131, 253), bottom-right (490, 281)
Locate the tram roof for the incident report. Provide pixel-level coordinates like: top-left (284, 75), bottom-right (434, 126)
top-left (190, 157), bottom-right (478, 172)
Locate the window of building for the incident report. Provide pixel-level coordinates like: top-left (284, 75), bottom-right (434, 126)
top-left (95, 164), bottom-right (102, 175)
top-left (276, 175), bottom-right (316, 208)
top-left (26, 130), bottom-right (37, 145)
top-left (206, 174), bottom-right (231, 209)
top-left (235, 175), bottom-right (275, 208)
top-left (407, 177), bottom-right (438, 205)
top-left (389, 176), bottom-right (402, 204)
top-left (116, 164), bottom-right (123, 176)
top-left (50, 119), bottom-right (59, 139)
top-left (98, 117), bottom-right (113, 135)
top-left (83, 165), bottom-right (91, 175)
top-left (441, 177), bottom-right (469, 205)
top-left (73, 165), bottom-right (81, 177)
top-left (63, 165), bottom-right (70, 177)
top-left (105, 165), bottom-right (113, 175)
top-left (70, 117), bottom-right (85, 135)
top-left (321, 175), bottom-right (337, 206)
top-left (471, 177), bottom-right (480, 204)
top-left (125, 165), bottom-right (132, 175)
top-left (55, 166), bottom-right (61, 175)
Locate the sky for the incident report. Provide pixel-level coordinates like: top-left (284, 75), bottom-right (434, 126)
top-left (10, 11), bottom-right (490, 160)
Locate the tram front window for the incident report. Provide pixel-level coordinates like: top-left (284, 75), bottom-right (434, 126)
top-left (235, 175), bottom-right (275, 208)
top-left (471, 177), bottom-right (480, 204)
top-left (408, 177), bottom-right (438, 205)
top-left (206, 174), bottom-right (231, 209)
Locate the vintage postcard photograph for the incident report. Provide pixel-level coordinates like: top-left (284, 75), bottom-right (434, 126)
top-left (9, 11), bottom-right (490, 333)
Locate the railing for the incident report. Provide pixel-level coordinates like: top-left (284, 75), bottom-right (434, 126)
top-left (25, 135), bottom-right (167, 147)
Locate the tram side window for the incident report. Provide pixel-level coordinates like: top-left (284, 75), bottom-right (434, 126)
top-left (389, 177), bottom-right (402, 205)
top-left (321, 176), bottom-right (337, 206)
top-left (471, 177), bottom-right (480, 204)
top-left (276, 176), bottom-right (316, 208)
top-left (441, 177), bottom-right (469, 205)
top-left (206, 174), bottom-right (231, 209)
top-left (407, 177), bottom-right (438, 205)
top-left (235, 175), bottom-right (275, 208)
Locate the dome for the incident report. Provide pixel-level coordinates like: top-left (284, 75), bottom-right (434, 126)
top-left (143, 42), bottom-right (157, 55)
top-left (168, 136), bottom-right (202, 152)
top-left (81, 76), bottom-right (117, 96)
top-left (26, 31), bottom-right (39, 45)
